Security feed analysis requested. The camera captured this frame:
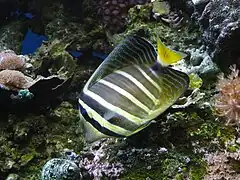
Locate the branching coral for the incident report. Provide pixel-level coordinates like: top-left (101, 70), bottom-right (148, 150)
top-left (214, 65), bottom-right (240, 125)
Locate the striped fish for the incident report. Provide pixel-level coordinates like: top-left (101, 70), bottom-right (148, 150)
top-left (78, 36), bottom-right (189, 143)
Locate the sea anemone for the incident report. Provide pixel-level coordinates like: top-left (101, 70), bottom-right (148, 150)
top-left (214, 65), bottom-right (240, 125)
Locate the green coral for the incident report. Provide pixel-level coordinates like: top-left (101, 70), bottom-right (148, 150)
top-left (189, 73), bottom-right (203, 89)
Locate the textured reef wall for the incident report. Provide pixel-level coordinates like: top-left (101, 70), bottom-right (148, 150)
top-left (0, 0), bottom-right (239, 179)
top-left (197, 0), bottom-right (240, 71)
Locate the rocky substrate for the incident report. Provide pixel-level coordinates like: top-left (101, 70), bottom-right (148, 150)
top-left (0, 0), bottom-right (239, 179)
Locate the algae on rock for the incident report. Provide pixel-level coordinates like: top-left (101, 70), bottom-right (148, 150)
top-left (0, 102), bottom-right (84, 179)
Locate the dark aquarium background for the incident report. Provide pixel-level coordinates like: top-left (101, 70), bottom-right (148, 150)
top-left (0, 0), bottom-right (239, 179)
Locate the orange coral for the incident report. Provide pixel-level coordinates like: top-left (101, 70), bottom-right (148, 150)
top-left (214, 65), bottom-right (240, 125)
top-left (0, 52), bottom-right (25, 71)
top-left (0, 70), bottom-right (34, 91)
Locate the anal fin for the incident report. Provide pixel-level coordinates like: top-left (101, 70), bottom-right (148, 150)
top-left (79, 113), bottom-right (110, 143)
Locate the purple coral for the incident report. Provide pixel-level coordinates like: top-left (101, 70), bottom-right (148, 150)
top-left (79, 141), bottom-right (124, 179)
top-left (214, 65), bottom-right (240, 125)
top-left (98, 0), bottom-right (151, 32)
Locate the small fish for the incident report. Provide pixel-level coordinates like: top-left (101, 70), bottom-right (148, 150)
top-left (78, 36), bottom-right (189, 143)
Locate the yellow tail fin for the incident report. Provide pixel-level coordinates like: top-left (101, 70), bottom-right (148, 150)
top-left (157, 38), bottom-right (187, 66)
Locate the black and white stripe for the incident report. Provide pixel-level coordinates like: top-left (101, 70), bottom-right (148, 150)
top-left (79, 64), bottom-right (189, 137)
top-left (78, 36), bottom-right (189, 139)
top-left (84, 36), bottom-right (157, 91)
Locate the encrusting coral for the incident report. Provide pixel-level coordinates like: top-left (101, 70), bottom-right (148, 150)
top-left (214, 65), bottom-right (240, 125)
top-left (0, 49), bottom-right (72, 115)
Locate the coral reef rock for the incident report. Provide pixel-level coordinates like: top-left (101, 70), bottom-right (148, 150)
top-left (0, 21), bottom-right (24, 52)
top-left (198, 0), bottom-right (240, 71)
top-left (0, 69), bottom-right (72, 115)
top-left (41, 158), bottom-right (82, 180)
top-left (98, 0), bottom-right (151, 32)
top-left (79, 140), bottom-right (124, 179)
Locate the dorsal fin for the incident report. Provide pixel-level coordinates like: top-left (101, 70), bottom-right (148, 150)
top-left (83, 36), bottom-right (157, 92)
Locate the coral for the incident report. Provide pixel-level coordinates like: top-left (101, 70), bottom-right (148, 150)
top-left (152, 0), bottom-right (195, 29)
top-left (0, 21), bottom-right (25, 52)
top-left (160, 11), bottom-right (185, 28)
top-left (37, 39), bottom-right (77, 78)
top-left (98, 0), bottom-right (151, 32)
top-left (198, 0), bottom-right (240, 70)
top-left (188, 73), bottom-right (203, 89)
top-left (175, 47), bottom-right (219, 83)
top-left (0, 71), bottom-right (72, 115)
top-left (204, 151), bottom-right (240, 180)
top-left (0, 46), bottom-right (74, 115)
top-left (0, 102), bottom-right (83, 179)
top-left (107, 2), bottom-right (201, 54)
top-left (41, 158), bottom-right (81, 180)
top-left (41, 141), bottom-right (125, 180)
top-left (6, 173), bottom-right (20, 180)
top-left (43, 4), bottom-right (110, 53)
top-left (79, 141), bottom-right (124, 179)
top-left (14, 89), bottom-right (34, 100)
top-left (1, 0), bottom-right (240, 179)
top-left (214, 65), bottom-right (240, 125)
top-left (0, 70), bottom-right (34, 91)
top-left (0, 51), bottom-right (25, 71)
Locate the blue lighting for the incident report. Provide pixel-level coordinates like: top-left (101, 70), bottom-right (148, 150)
top-left (24, 13), bottom-right (34, 19)
top-left (21, 29), bottom-right (48, 55)
top-left (68, 50), bottom-right (83, 58)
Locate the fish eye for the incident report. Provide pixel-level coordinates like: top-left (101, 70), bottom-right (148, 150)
top-left (65, 150), bottom-right (72, 156)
